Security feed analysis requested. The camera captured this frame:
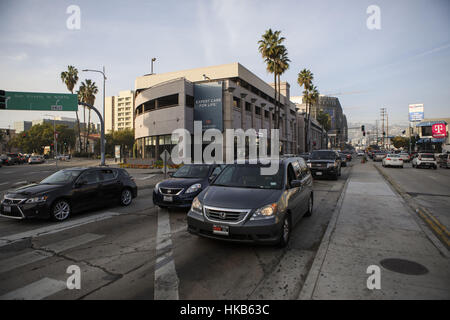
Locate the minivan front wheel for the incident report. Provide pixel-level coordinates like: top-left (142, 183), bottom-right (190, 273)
top-left (278, 215), bottom-right (291, 247)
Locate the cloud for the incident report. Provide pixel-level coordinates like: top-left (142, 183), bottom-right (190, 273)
top-left (2, 52), bottom-right (28, 61)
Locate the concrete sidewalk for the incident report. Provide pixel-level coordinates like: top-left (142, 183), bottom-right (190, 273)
top-left (299, 162), bottom-right (450, 299)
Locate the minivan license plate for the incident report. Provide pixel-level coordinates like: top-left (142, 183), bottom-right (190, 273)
top-left (163, 196), bottom-right (173, 202)
top-left (213, 225), bottom-right (229, 236)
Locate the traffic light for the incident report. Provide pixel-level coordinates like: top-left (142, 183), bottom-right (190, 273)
top-left (361, 125), bottom-right (365, 132)
top-left (0, 90), bottom-right (5, 109)
top-left (363, 131), bottom-right (366, 136)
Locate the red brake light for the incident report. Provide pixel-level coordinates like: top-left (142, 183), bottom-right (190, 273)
top-left (386, 158), bottom-right (391, 160)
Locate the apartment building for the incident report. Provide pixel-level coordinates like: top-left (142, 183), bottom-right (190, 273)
top-left (105, 90), bottom-right (135, 133)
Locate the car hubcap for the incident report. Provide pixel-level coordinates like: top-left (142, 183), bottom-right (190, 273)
top-left (283, 219), bottom-right (290, 242)
top-left (122, 190), bottom-right (132, 205)
top-left (54, 201), bottom-right (70, 220)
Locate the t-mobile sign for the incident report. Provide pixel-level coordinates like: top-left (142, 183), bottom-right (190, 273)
top-left (432, 123), bottom-right (447, 138)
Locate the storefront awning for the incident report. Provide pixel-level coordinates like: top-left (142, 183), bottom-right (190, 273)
top-left (416, 120), bottom-right (447, 127)
top-left (417, 138), bottom-right (446, 143)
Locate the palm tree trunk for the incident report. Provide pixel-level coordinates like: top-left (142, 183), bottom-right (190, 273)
top-left (273, 73), bottom-right (278, 130)
top-left (305, 101), bottom-right (309, 152)
top-left (73, 90), bottom-right (82, 153)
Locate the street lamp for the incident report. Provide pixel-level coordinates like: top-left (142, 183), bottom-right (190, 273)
top-left (151, 57), bottom-right (156, 74)
top-left (44, 112), bottom-right (58, 168)
top-left (82, 67), bottom-right (107, 166)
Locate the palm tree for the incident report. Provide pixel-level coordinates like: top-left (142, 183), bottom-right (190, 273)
top-left (79, 80), bottom-right (98, 152)
top-left (275, 45), bottom-right (290, 131)
top-left (302, 85), bottom-right (319, 151)
top-left (60, 66), bottom-right (82, 152)
top-left (258, 29), bottom-right (285, 129)
top-left (297, 69), bottom-right (315, 152)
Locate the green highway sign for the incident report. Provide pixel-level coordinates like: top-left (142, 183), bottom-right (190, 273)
top-left (3, 91), bottom-right (78, 111)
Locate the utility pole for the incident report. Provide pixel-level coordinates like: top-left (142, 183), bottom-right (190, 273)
top-left (375, 120), bottom-right (379, 147)
top-left (380, 108), bottom-right (386, 149)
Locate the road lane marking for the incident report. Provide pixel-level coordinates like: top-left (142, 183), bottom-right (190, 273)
top-left (138, 174), bottom-right (156, 180)
top-left (0, 182), bottom-right (8, 186)
top-left (0, 233), bottom-right (104, 274)
top-left (154, 208), bottom-right (179, 300)
top-left (0, 250), bottom-right (53, 274)
top-left (0, 211), bottom-right (123, 247)
top-left (0, 277), bottom-right (66, 300)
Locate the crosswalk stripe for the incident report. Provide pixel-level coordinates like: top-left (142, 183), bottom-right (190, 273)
top-left (0, 211), bottom-right (123, 247)
top-left (0, 233), bottom-right (104, 274)
top-left (42, 233), bottom-right (104, 253)
top-left (0, 277), bottom-right (66, 300)
top-left (138, 174), bottom-right (156, 180)
top-left (0, 250), bottom-right (53, 274)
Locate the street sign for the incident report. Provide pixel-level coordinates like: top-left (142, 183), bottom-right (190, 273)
top-left (160, 149), bottom-right (170, 175)
top-left (3, 91), bottom-right (78, 111)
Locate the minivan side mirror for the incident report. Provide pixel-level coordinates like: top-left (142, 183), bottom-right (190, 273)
top-left (209, 174), bottom-right (217, 182)
top-left (290, 180), bottom-right (302, 188)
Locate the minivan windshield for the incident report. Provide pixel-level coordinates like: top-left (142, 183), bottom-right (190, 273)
top-left (213, 164), bottom-right (283, 189)
top-left (172, 165), bottom-right (210, 178)
top-left (310, 151), bottom-right (336, 160)
top-left (41, 169), bottom-right (81, 184)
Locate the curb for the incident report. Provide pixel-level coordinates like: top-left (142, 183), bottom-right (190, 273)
top-left (374, 164), bottom-right (449, 257)
top-left (297, 167), bottom-right (352, 300)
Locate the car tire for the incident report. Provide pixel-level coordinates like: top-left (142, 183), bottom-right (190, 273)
top-left (50, 199), bottom-right (71, 222)
top-left (278, 214), bottom-right (291, 248)
top-left (120, 188), bottom-right (133, 206)
top-left (304, 195), bottom-right (313, 217)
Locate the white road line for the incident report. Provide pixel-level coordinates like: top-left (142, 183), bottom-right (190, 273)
top-left (0, 233), bottom-right (104, 274)
top-left (0, 250), bottom-right (53, 274)
top-left (0, 277), bottom-right (66, 300)
top-left (0, 211), bottom-right (123, 247)
top-left (12, 181), bottom-right (27, 186)
top-left (138, 174), bottom-right (156, 180)
top-left (154, 208), bottom-right (179, 300)
top-left (0, 182), bottom-right (8, 186)
top-left (42, 233), bottom-right (104, 253)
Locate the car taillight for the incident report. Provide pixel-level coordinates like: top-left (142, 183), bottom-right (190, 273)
top-left (386, 158), bottom-right (391, 160)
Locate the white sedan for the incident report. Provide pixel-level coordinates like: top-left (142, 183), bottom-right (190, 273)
top-left (28, 156), bottom-right (45, 164)
top-left (382, 154), bottom-right (404, 168)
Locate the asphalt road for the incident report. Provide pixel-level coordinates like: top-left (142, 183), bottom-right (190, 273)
top-left (374, 161), bottom-right (450, 232)
top-left (0, 159), bottom-right (352, 300)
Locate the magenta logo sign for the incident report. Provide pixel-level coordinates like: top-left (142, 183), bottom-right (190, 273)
top-left (432, 123), bottom-right (446, 138)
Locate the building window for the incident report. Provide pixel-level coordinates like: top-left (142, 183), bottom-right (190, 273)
top-left (233, 96), bottom-right (241, 109)
top-left (186, 95), bottom-right (194, 108)
top-left (255, 106), bottom-right (261, 115)
top-left (245, 101), bottom-right (251, 112)
top-left (265, 110), bottom-right (269, 118)
top-left (158, 94), bottom-right (179, 108)
top-left (144, 100), bottom-right (155, 112)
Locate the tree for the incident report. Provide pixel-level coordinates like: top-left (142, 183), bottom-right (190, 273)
top-left (297, 69), bottom-right (314, 152)
top-left (317, 110), bottom-right (331, 132)
top-left (391, 136), bottom-right (409, 149)
top-left (275, 45), bottom-right (290, 131)
top-left (258, 29), bottom-right (286, 129)
top-left (61, 66), bottom-right (82, 152)
top-left (79, 79), bottom-right (98, 152)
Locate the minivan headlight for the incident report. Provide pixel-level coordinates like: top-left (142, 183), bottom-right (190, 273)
top-left (191, 197), bottom-right (203, 214)
top-left (25, 195), bottom-right (48, 203)
top-left (186, 183), bottom-right (202, 194)
top-left (251, 203), bottom-right (277, 220)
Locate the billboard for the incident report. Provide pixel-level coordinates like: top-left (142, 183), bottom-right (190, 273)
top-left (409, 104), bottom-right (424, 122)
top-left (194, 82), bottom-right (223, 131)
top-left (432, 123), bottom-right (447, 138)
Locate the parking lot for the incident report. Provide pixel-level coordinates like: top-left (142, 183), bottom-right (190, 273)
top-left (0, 158), bottom-right (352, 299)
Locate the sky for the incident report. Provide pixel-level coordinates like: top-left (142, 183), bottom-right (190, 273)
top-left (0, 0), bottom-right (449, 129)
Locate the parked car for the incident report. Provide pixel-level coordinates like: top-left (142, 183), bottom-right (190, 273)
top-left (342, 150), bottom-right (352, 161)
top-left (187, 157), bottom-right (313, 247)
top-left (153, 164), bottom-right (225, 209)
top-left (382, 154), bottom-right (404, 168)
top-left (398, 152), bottom-right (411, 163)
top-left (28, 155), bottom-right (45, 164)
top-left (307, 150), bottom-right (341, 180)
top-left (412, 153), bottom-right (437, 169)
top-left (298, 153), bottom-right (310, 161)
top-left (0, 155), bottom-right (11, 166)
top-left (55, 154), bottom-right (70, 161)
top-left (0, 167), bottom-right (137, 221)
top-left (438, 153), bottom-right (450, 168)
top-left (6, 153), bottom-right (21, 165)
top-left (373, 151), bottom-right (387, 162)
top-left (339, 153), bottom-right (348, 167)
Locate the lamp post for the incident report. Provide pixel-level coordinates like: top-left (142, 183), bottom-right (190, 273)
top-left (82, 67), bottom-right (107, 166)
top-left (151, 58), bottom-right (156, 74)
top-left (44, 112), bottom-right (58, 168)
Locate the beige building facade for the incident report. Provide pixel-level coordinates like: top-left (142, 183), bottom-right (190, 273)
top-left (134, 62), bottom-right (299, 160)
top-left (105, 90), bottom-right (135, 133)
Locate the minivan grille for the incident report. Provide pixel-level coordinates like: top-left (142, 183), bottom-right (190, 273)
top-left (204, 206), bottom-right (251, 224)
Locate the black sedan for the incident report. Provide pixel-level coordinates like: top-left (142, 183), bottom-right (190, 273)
top-left (153, 164), bottom-right (225, 209)
top-left (0, 167), bottom-right (137, 221)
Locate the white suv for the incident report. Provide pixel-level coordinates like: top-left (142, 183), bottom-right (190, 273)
top-left (412, 153), bottom-right (437, 169)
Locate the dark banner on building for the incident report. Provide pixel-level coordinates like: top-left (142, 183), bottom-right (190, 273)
top-left (194, 81), bottom-right (223, 132)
